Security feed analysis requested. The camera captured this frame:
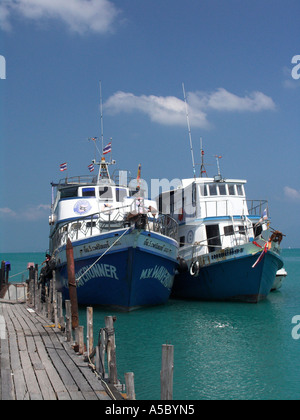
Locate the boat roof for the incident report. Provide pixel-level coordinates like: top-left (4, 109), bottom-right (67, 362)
top-left (181, 177), bottom-right (247, 188)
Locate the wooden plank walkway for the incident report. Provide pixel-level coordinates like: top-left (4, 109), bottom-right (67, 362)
top-left (0, 301), bottom-right (112, 400)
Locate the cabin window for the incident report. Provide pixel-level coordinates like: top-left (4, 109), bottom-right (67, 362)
top-left (218, 184), bottom-right (226, 195)
top-left (192, 183), bottom-right (197, 207)
top-left (86, 221), bottom-right (97, 228)
top-left (224, 225), bottom-right (234, 236)
top-left (228, 185), bottom-right (236, 195)
top-left (116, 188), bottom-right (127, 202)
top-left (179, 236), bottom-right (185, 247)
top-left (236, 184), bottom-right (243, 196)
top-left (253, 223), bottom-right (262, 237)
top-left (71, 222), bottom-right (81, 231)
top-left (206, 224), bottom-right (222, 252)
top-left (82, 188), bottom-right (95, 197)
top-left (99, 187), bottom-right (113, 200)
top-left (209, 184), bottom-right (217, 196)
top-left (60, 187), bottom-right (78, 198)
top-left (238, 225), bottom-right (246, 235)
top-left (200, 184), bottom-right (208, 196)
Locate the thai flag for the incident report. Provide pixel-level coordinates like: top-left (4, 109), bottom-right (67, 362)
top-left (103, 142), bottom-right (112, 155)
top-left (88, 163), bottom-right (95, 172)
top-left (60, 162), bottom-right (67, 172)
top-left (261, 208), bottom-right (268, 221)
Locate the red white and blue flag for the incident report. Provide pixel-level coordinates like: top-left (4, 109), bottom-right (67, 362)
top-left (88, 163), bottom-right (95, 172)
top-left (60, 162), bottom-right (67, 172)
top-left (103, 142), bottom-right (112, 155)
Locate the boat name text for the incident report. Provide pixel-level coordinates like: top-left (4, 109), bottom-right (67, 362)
top-left (80, 240), bottom-right (122, 255)
top-left (76, 263), bottom-right (119, 287)
top-left (140, 265), bottom-right (173, 290)
top-left (143, 238), bottom-right (172, 254)
top-left (211, 248), bottom-right (244, 261)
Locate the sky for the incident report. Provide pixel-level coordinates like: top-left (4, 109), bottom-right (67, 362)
top-left (0, 0), bottom-right (299, 252)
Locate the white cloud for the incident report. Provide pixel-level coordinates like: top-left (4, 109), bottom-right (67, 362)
top-left (104, 91), bottom-right (209, 128)
top-left (0, 207), bottom-right (17, 217)
top-left (104, 88), bottom-right (276, 128)
top-left (0, 204), bottom-right (50, 220)
top-left (188, 88), bottom-right (276, 112)
top-left (284, 186), bottom-right (300, 201)
top-left (0, 0), bottom-right (120, 34)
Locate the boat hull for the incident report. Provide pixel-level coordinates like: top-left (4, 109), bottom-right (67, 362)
top-left (54, 228), bottom-right (178, 310)
top-left (172, 245), bottom-right (283, 303)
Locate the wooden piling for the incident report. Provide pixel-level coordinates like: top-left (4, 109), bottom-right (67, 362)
top-left (125, 372), bottom-right (136, 400)
top-left (65, 300), bottom-right (72, 342)
top-left (105, 316), bottom-right (118, 385)
top-left (161, 344), bottom-right (174, 400)
top-left (87, 307), bottom-right (94, 358)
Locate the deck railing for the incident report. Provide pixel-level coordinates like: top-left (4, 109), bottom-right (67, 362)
top-left (50, 207), bottom-right (178, 253)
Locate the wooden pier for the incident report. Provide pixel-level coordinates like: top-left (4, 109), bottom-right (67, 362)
top-left (0, 299), bottom-right (115, 400)
top-left (0, 257), bottom-right (174, 401)
top-left (0, 260), bottom-right (129, 401)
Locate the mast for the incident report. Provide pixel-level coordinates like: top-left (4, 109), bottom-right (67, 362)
top-left (200, 137), bottom-right (208, 178)
top-left (97, 82), bottom-right (110, 182)
top-left (182, 83), bottom-right (196, 179)
top-left (99, 81), bottom-right (104, 155)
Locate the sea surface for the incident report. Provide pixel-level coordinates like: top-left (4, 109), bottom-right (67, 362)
top-left (1, 249), bottom-right (300, 400)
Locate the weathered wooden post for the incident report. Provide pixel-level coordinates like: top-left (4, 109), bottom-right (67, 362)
top-left (52, 270), bottom-right (58, 328)
top-left (66, 238), bottom-right (79, 331)
top-left (34, 263), bottom-right (39, 310)
top-left (76, 326), bottom-right (85, 355)
top-left (125, 372), bottom-right (136, 400)
top-left (87, 307), bottom-right (94, 358)
top-left (105, 316), bottom-right (118, 385)
top-left (57, 292), bottom-right (65, 331)
top-left (161, 344), bottom-right (174, 400)
top-left (65, 300), bottom-right (72, 342)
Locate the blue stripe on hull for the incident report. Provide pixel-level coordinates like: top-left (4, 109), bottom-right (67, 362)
top-left (172, 251), bottom-right (283, 303)
top-left (56, 247), bottom-right (176, 310)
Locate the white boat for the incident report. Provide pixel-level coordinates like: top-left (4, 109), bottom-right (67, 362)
top-left (272, 268), bottom-right (288, 291)
top-left (48, 148), bottom-right (179, 311)
top-left (157, 167), bottom-right (284, 303)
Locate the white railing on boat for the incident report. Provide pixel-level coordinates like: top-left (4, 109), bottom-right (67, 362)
top-left (50, 210), bottom-right (178, 253)
top-left (199, 199), bottom-right (268, 219)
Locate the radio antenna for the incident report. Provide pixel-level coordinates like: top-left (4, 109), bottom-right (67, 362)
top-left (99, 81), bottom-right (104, 155)
top-left (182, 83), bottom-right (196, 179)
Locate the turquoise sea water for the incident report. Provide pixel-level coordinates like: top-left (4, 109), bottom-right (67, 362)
top-left (1, 249), bottom-right (300, 400)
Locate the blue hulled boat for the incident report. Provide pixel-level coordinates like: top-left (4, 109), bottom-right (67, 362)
top-left (158, 164), bottom-right (284, 303)
top-left (49, 153), bottom-right (178, 311)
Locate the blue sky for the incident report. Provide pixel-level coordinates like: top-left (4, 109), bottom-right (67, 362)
top-left (0, 0), bottom-right (299, 252)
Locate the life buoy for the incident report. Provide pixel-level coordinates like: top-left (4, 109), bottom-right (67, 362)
top-left (190, 260), bottom-right (200, 277)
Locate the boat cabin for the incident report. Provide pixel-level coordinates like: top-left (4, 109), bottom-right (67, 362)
top-left (158, 177), bottom-right (268, 255)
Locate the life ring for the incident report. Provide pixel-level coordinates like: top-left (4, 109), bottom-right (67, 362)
top-left (190, 260), bottom-right (200, 277)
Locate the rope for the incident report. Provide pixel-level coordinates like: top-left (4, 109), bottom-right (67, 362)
top-left (7, 261), bottom-right (44, 280)
top-left (75, 227), bottom-right (131, 284)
